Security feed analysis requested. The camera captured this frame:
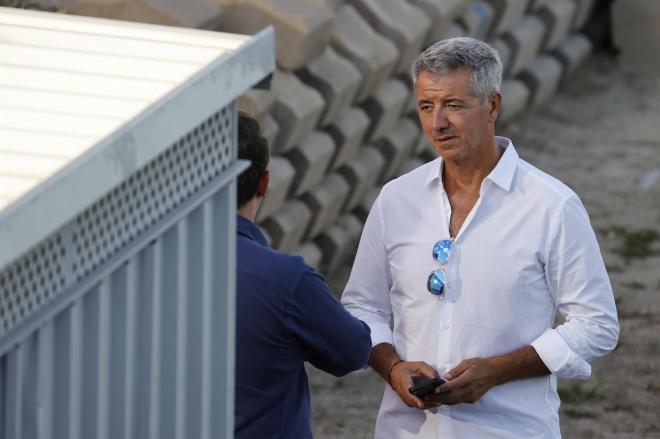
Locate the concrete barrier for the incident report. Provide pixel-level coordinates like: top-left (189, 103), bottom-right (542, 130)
top-left (302, 173), bottom-right (351, 239)
top-left (287, 131), bottom-right (336, 197)
top-left (270, 70), bottom-right (325, 153)
top-left (361, 78), bottom-right (409, 141)
top-left (489, 0), bottom-right (530, 36)
top-left (347, 0), bottom-right (431, 74)
top-left (376, 118), bottom-right (419, 182)
top-left (498, 79), bottom-right (531, 122)
top-left (459, 1), bottom-right (495, 41)
top-left (502, 15), bottom-right (546, 75)
top-left (553, 33), bottom-right (592, 80)
top-left (261, 199), bottom-right (312, 252)
top-left (338, 146), bottom-right (385, 211)
top-left (298, 46), bottom-right (362, 127)
top-left (536, 0), bottom-right (577, 50)
top-left (517, 54), bottom-right (563, 107)
top-left (326, 107), bottom-right (370, 170)
top-left (255, 156), bottom-right (296, 222)
top-left (330, 5), bottom-right (399, 102)
top-left (409, 0), bottom-right (468, 46)
top-left (215, 0), bottom-right (334, 70)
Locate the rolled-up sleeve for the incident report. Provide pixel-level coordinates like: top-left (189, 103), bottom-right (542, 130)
top-left (531, 195), bottom-right (619, 379)
top-left (341, 195), bottom-right (394, 348)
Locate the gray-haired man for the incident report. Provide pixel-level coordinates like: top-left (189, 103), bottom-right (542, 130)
top-left (341, 37), bottom-right (619, 438)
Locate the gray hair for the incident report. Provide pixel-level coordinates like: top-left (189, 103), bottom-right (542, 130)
top-left (411, 37), bottom-right (502, 103)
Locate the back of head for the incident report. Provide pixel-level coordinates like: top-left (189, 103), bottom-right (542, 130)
top-left (411, 37), bottom-right (502, 103)
top-left (237, 112), bottom-right (270, 208)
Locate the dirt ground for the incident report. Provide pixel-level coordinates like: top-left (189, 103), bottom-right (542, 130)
top-left (308, 53), bottom-right (660, 438)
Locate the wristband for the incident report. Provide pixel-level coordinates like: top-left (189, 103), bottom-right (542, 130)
top-left (387, 359), bottom-right (404, 385)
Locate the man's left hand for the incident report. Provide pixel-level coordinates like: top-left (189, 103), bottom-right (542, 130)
top-left (424, 357), bottom-right (500, 406)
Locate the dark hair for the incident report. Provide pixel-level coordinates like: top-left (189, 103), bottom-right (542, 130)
top-left (237, 111), bottom-right (270, 208)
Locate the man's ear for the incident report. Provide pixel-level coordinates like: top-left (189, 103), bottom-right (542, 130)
top-left (256, 169), bottom-right (269, 198)
top-left (488, 91), bottom-right (502, 124)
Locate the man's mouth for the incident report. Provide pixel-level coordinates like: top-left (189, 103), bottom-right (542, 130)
top-left (434, 135), bottom-right (455, 141)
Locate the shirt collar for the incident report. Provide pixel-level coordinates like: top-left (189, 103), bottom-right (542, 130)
top-left (423, 136), bottom-right (518, 192)
top-left (237, 215), bottom-right (269, 247)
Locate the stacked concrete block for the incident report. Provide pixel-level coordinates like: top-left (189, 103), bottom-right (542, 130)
top-left (69, 0), bottom-right (221, 28)
top-left (498, 79), bottom-right (531, 122)
top-left (64, 0), bottom-right (183, 25)
top-left (535, 0), bottom-right (577, 51)
top-left (355, 186), bottom-right (381, 223)
top-left (414, 130), bottom-right (431, 155)
top-left (552, 34), bottom-right (592, 80)
top-left (517, 55), bottom-right (563, 107)
top-left (58, 0), bottom-right (598, 282)
top-left (571, 0), bottom-right (595, 30)
top-left (346, 0), bottom-right (431, 74)
top-left (293, 242), bottom-right (323, 270)
top-left (361, 79), bottom-right (409, 142)
top-left (287, 131), bottom-right (335, 197)
top-left (260, 200), bottom-right (312, 252)
top-left (149, 0), bottom-right (223, 28)
top-left (444, 21), bottom-right (469, 39)
top-left (270, 70), bottom-right (325, 154)
top-left (326, 107), bottom-right (370, 170)
top-left (238, 89), bottom-right (280, 147)
top-left (409, 0), bottom-right (469, 46)
top-left (459, 1), bottom-right (495, 41)
top-left (302, 173), bottom-right (351, 239)
top-left (238, 89), bottom-right (274, 121)
top-left (309, 0), bottom-right (345, 10)
top-left (297, 47), bottom-right (362, 127)
top-left (526, 0), bottom-right (551, 10)
top-left (396, 158), bottom-right (425, 178)
top-left (330, 5), bottom-right (399, 103)
top-left (316, 214), bottom-right (363, 273)
top-left (215, 0), bottom-right (334, 70)
top-left (376, 118), bottom-right (420, 182)
top-left (488, 0), bottom-right (530, 36)
top-left (501, 15), bottom-right (546, 76)
top-left (316, 224), bottom-right (350, 274)
top-left (490, 38), bottom-right (513, 75)
top-left (255, 157), bottom-right (295, 222)
top-left (338, 146), bottom-right (385, 211)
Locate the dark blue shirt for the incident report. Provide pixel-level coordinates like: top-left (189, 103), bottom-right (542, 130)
top-left (234, 215), bottom-right (371, 439)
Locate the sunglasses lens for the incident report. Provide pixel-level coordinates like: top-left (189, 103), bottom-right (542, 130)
top-left (432, 239), bottom-right (453, 264)
top-left (427, 270), bottom-right (446, 296)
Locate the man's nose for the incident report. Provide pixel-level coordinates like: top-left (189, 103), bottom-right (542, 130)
top-left (433, 109), bottom-right (450, 131)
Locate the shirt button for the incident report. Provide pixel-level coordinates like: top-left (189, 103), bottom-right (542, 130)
top-left (442, 325), bottom-right (450, 331)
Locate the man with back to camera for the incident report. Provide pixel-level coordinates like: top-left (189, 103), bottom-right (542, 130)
top-left (234, 112), bottom-right (372, 438)
top-left (341, 37), bottom-right (619, 438)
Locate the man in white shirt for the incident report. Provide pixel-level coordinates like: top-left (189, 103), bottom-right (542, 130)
top-left (341, 37), bottom-right (619, 438)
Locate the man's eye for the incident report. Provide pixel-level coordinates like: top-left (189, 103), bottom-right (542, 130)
top-left (447, 104), bottom-right (461, 110)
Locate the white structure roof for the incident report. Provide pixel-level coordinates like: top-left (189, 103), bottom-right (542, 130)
top-left (0, 6), bottom-right (274, 270)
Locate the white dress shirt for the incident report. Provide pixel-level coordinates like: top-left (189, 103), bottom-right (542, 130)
top-left (341, 137), bottom-right (619, 439)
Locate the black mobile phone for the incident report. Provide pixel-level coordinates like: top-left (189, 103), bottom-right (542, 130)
top-left (408, 376), bottom-right (446, 399)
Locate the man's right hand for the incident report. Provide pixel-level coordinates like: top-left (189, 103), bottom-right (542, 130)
top-left (390, 360), bottom-right (440, 409)
top-left (368, 343), bottom-right (439, 410)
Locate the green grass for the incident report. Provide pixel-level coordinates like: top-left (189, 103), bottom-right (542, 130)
top-left (621, 281), bottom-right (646, 290)
top-left (599, 225), bottom-right (659, 260)
top-left (558, 384), bottom-right (601, 404)
top-left (563, 408), bottom-right (597, 419)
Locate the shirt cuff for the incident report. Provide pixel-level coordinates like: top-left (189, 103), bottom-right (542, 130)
top-left (531, 329), bottom-right (592, 379)
top-left (367, 321), bottom-right (394, 348)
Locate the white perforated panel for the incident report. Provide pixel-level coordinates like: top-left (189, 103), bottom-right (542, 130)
top-left (0, 234), bottom-right (66, 333)
top-left (0, 105), bottom-right (235, 336)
